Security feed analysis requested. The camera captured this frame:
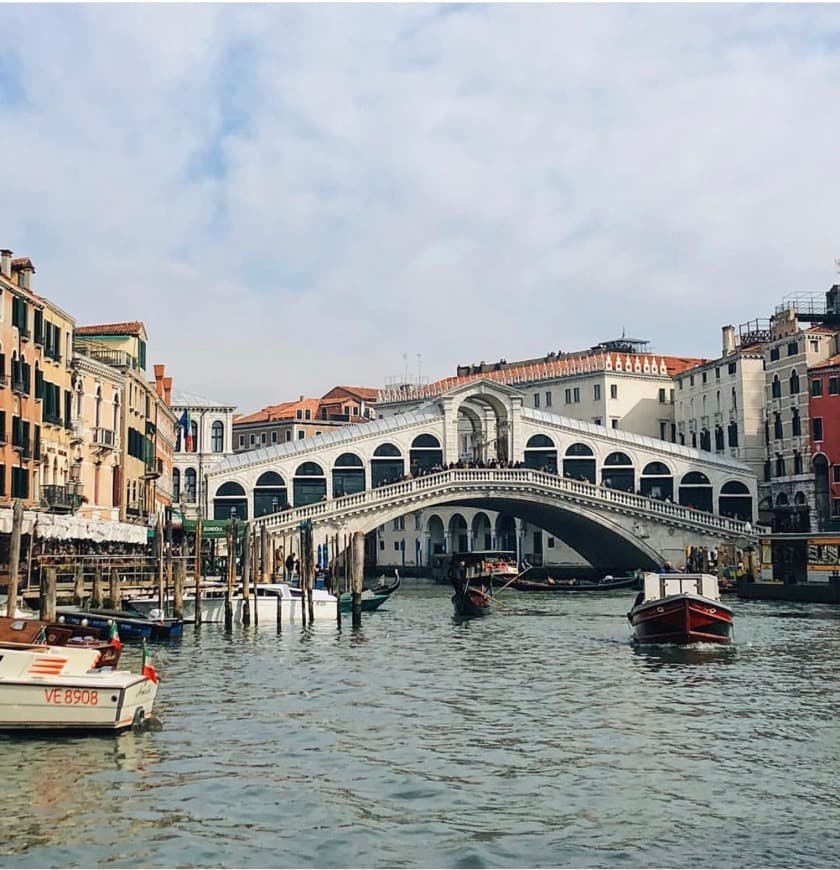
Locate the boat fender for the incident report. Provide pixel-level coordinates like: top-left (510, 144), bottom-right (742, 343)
top-left (131, 707), bottom-right (146, 734)
top-left (656, 606), bottom-right (664, 613)
top-left (149, 609), bottom-right (164, 621)
top-left (708, 608), bottom-right (716, 614)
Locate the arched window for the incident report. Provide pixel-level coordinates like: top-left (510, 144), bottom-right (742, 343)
top-left (293, 461), bottom-right (326, 506)
top-left (189, 420), bottom-right (199, 453)
top-left (213, 479), bottom-right (246, 519)
top-left (789, 369), bottom-right (800, 395)
top-left (172, 468), bottom-right (181, 502)
top-left (333, 453), bottom-right (366, 497)
top-left (410, 434), bottom-right (443, 474)
top-left (792, 408), bottom-right (801, 437)
top-left (563, 443), bottom-right (595, 483)
top-left (714, 426), bottom-right (724, 451)
top-left (718, 480), bottom-right (752, 521)
top-left (771, 375), bottom-right (781, 398)
top-left (211, 421), bottom-right (224, 453)
top-left (679, 471), bottom-right (713, 512)
top-left (372, 443), bottom-right (404, 488)
top-left (254, 470), bottom-right (288, 515)
top-left (601, 452), bottom-right (634, 492)
top-left (774, 412), bottom-right (783, 440)
top-left (640, 461), bottom-right (673, 501)
top-left (524, 434), bottom-right (557, 473)
top-left (184, 468), bottom-right (197, 503)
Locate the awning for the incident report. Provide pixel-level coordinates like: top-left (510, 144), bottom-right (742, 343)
top-left (183, 518), bottom-right (245, 540)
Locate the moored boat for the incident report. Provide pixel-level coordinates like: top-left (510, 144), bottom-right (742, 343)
top-left (508, 575), bottom-right (639, 592)
top-left (0, 615), bottom-right (123, 668)
top-left (56, 606), bottom-right (184, 642)
top-left (0, 637), bottom-right (159, 732)
top-left (627, 572), bottom-right (733, 645)
top-left (339, 571), bottom-right (401, 613)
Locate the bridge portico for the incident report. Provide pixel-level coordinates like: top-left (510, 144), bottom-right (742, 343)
top-left (207, 380), bottom-right (761, 568)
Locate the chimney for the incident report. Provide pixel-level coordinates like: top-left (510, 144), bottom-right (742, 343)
top-left (299, 395), bottom-right (304, 402)
top-left (721, 325), bottom-right (736, 357)
top-left (0, 250), bottom-right (11, 276)
top-left (153, 364), bottom-right (165, 398)
top-left (15, 261), bottom-right (34, 291)
top-left (163, 377), bottom-right (172, 405)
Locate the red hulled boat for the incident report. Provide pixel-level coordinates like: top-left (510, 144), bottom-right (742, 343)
top-left (628, 572), bottom-right (733, 645)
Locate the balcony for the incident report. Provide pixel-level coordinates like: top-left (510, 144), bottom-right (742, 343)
top-left (93, 427), bottom-right (115, 449)
top-left (34, 331), bottom-right (44, 347)
top-left (41, 484), bottom-right (82, 513)
top-left (12, 378), bottom-right (27, 395)
top-left (74, 345), bottom-right (137, 370)
top-left (17, 326), bottom-right (30, 341)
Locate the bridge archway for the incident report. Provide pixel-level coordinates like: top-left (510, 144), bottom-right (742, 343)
top-left (427, 514), bottom-right (445, 556)
top-left (640, 461), bottom-right (673, 501)
top-left (410, 434), bottom-right (443, 474)
top-left (214, 481), bottom-right (247, 520)
top-left (471, 511), bottom-right (492, 550)
top-left (495, 514), bottom-right (516, 551)
top-left (451, 387), bottom-right (512, 464)
top-left (448, 513), bottom-right (468, 553)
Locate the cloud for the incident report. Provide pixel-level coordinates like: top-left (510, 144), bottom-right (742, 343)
top-left (1, 4), bottom-right (839, 412)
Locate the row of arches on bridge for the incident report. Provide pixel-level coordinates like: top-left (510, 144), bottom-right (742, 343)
top-left (209, 434), bottom-right (753, 522)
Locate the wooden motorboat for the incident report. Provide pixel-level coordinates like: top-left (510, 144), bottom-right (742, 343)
top-left (507, 575), bottom-right (639, 592)
top-left (56, 606), bottom-right (184, 642)
top-left (627, 572), bottom-right (733, 645)
top-left (0, 637), bottom-right (159, 732)
top-left (0, 615), bottom-right (123, 668)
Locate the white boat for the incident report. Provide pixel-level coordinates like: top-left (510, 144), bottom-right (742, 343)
top-left (0, 637), bottom-right (159, 732)
top-left (127, 583), bottom-right (338, 625)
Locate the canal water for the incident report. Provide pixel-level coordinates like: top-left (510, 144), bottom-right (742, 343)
top-left (1, 581), bottom-right (838, 869)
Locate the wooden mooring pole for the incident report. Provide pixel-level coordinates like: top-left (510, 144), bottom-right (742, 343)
top-left (91, 567), bottom-right (103, 608)
top-left (194, 517), bottom-right (203, 626)
top-left (109, 567), bottom-right (122, 611)
top-left (224, 523), bottom-right (234, 632)
top-left (173, 556), bottom-right (185, 620)
top-left (72, 562), bottom-right (85, 605)
top-left (351, 530), bottom-right (365, 629)
top-left (40, 566), bottom-right (57, 623)
top-left (5, 500), bottom-right (24, 617)
top-left (242, 523), bottom-right (251, 626)
top-left (335, 532), bottom-right (342, 627)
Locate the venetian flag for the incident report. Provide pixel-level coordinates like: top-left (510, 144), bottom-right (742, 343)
top-left (141, 639), bottom-right (160, 684)
top-left (108, 620), bottom-right (123, 651)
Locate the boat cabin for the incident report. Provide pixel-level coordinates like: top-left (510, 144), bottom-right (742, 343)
top-left (640, 572), bottom-right (720, 603)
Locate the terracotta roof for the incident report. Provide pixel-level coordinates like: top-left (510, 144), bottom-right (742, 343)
top-left (809, 353), bottom-right (840, 372)
top-left (378, 351), bottom-right (705, 403)
top-left (11, 257), bottom-right (34, 271)
top-left (75, 321), bottom-right (146, 337)
top-left (324, 385), bottom-right (378, 401)
top-left (235, 397), bottom-right (321, 425)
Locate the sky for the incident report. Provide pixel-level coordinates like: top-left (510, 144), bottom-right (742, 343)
top-left (0, 3), bottom-right (838, 414)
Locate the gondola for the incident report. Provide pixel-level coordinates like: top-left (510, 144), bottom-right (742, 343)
top-left (451, 582), bottom-right (492, 620)
top-left (448, 552), bottom-right (508, 620)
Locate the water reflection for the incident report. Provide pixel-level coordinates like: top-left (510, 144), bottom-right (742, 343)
top-left (631, 642), bottom-right (739, 670)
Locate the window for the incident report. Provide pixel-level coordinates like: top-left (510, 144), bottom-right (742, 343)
top-left (813, 417), bottom-right (823, 441)
top-left (534, 393), bottom-right (540, 409)
top-left (611, 419), bottom-right (619, 429)
top-left (610, 384), bottom-right (618, 399)
top-left (678, 378), bottom-right (683, 391)
top-left (834, 465), bottom-right (840, 484)
top-left (829, 377), bottom-right (839, 395)
top-left (394, 542), bottom-right (399, 551)
top-left (812, 379), bottom-right (823, 397)
top-left (296, 409), bottom-right (302, 419)
top-left (770, 347), bottom-right (780, 362)
top-left (715, 426), bottom-right (724, 451)
top-left (792, 409), bottom-right (801, 436)
top-left (211, 421), bottom-right (224, 453)
top-left (660, 421), bottom-right (667, 440)
top-left (833, 498), bottom-right (840, 517)
top-left (545, 391), bottom-right (551, 407)
top-left (272, 431), bottom-right (278, 444)
top-left (260, 432), bottom-right (267, 445)
top-left (249, 434), bottom-right (255, 447)
top-left (775, 454), bottom-right (785, 477)
top-left (594, 384), bottom-right (601, 401)
top-left (184, 469), bottom-right (197, 502)
top-left (573, 387), bottom-right (580, 402)
top-left (771, 376), bottom-right (781, 398)
top-left (285, 431), bottom-right (291, 441)
top-left (774, 412), bottom-right (783, 440)
top-left (689, 375), bottom-right (695, 387)
top-left (11, 466), bottom-right (28, 498)
top-left (172, 468), bottom-right (181, 502)
top-left (789, 370), bottom-right (800, 394)
top-left (564, 389), bottom-right (571, 404)
top-left (715, 367), bottom-right (721, 380)
top-left (794, 452), bottom-right (803, 475)
top-left (238, 435), bottom-right (244, 448)
top-left (702, 371), bottom-right (707, 384)
top-left (728, 422), bottom-right (738, 447)
top-left (810, 339), bottom-right (820, 352)
top-left (728, 361), bottom-right (737, 374)
top-left (304, 409), bottom-right (311, 421)
top-left (787, 341), bottom-right (798, 356)
top-left (298, 431), bottom-right (305, 439)
top-left (658, 388), bottom-right (666, 403)
top-left (547, 537), bottom-right (555, 548)
top-left (593, 418), bottom-right (602, 426)
top-left (731, 387), bottom-right (738, 410)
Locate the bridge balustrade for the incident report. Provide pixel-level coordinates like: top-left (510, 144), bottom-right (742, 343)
top-left (250, 468), bottom-right (764, 539)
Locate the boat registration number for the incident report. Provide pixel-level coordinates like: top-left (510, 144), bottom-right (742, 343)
top-left (44, 689), bottom-right (99, 706)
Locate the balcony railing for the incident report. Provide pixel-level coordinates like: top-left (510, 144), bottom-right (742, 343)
top-left (74, 345), bottom-right (138, 370)
top-left (41, 484), bottom-right (81, 512)
top-left (93, 427), bottom-right (115, 448)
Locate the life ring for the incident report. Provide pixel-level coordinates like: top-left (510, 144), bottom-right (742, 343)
top-left (656, 606), bottom-right (664, 613)
top-left (709, 607), bottom-right (716, 614)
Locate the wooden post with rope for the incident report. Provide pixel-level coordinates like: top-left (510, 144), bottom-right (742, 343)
top-left (224, 523), bottom-right (234, 632)
top-left (242, 522), bottom-right (251, 626)
top-left (40, 566), bottom-right (57, 623)
top-left (173, 554), bottom-right (185, 620)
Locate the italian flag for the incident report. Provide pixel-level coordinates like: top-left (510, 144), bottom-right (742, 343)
top-left (141, 639), bottom-right (160, 684)
top-left (108, 621), bottom-right (123, 650)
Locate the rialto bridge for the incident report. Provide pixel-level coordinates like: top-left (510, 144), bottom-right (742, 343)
top-left (205, 380), bottom-right (761, 572)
